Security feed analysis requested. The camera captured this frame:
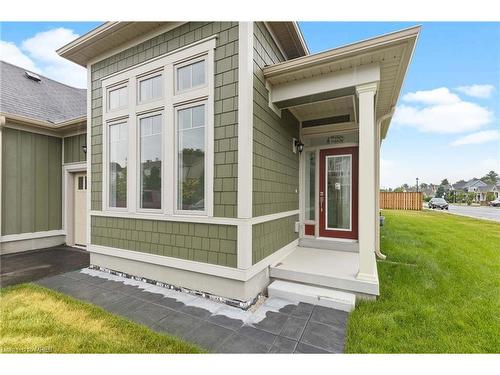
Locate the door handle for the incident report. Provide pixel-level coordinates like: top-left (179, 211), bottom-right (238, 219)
top-left (320, 195), bottom-right (325, 212)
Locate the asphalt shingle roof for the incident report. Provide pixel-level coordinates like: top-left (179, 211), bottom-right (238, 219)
top-left (0, 61), bottom-right (86, 124)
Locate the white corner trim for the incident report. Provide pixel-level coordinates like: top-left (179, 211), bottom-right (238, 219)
top-left (237, 222), bottom-right (252, 269)
top-left (86, 63), bottom-right (92, 248)
top-left (237, 22), bottom-right (254, 220)
top-left (0, 230), bottom-right (66, 243)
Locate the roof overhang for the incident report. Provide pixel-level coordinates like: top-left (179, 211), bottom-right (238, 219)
top-left (0, 112), bottom-right (86, 136)
top-left (265, 22), bottom-right (309, 59)
top-left (263, 26), bottom-right (421, 139)
top-left (59, 21), bottom-right (308, 67)
top-left (58, 22), bottom-right (183, 67)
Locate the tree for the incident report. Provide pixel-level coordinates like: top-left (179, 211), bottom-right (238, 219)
top-left (481, 171), bottom-right (498, 184)
top-left (436, 185), bottom-right (445, 198)
top-left (440, 178), bottom-right (450, 186)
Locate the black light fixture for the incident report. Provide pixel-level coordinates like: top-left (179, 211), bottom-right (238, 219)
top-left (82, 145), bottom-right (87, 154)
top-left (294, 139), bottom-right (304, 153)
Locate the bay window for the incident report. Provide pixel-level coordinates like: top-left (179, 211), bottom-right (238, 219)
top-left (101, 37), bottom-right (215, 217)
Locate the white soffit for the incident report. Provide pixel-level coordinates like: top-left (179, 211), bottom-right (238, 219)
top-left (264, 26), bottom-right (421, 138)
top-left (291, 95), bottom-right (354, 122)
top-left (57, 22), bottom-right (180, 67)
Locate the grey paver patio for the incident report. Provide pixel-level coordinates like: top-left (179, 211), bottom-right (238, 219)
top-left (35, 268), bottom-right (348, 353)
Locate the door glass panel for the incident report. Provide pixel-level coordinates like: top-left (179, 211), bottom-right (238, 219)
top-left (326, 155), bottom-right (351, 230)
top-left (304, 151), bottom-right (315, 221)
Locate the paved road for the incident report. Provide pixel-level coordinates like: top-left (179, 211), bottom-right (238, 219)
top-left (428, 204), bottom-right (500, 222)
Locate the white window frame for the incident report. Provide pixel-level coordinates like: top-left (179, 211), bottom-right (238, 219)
top-left (137, 110), bottom-right (165, 214)
top-left (174, 100), bottom-right (209, 216)
top-left (174, 55), bottom-right (208, 96)
top-left (101, 36), bottom-right (216, 218)
top-left (136, 69), bottom-right (164, 106)
top-left (107, 82), bottom-right (129, 113)
top-left (104, 118), bottom-right (129, 212)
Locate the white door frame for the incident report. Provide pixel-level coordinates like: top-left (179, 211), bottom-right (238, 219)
top-left (63, 162), bottom-right (87, 247)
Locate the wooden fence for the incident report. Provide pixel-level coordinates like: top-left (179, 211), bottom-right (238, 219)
top-left (380, 192), bottom-right (423, 210)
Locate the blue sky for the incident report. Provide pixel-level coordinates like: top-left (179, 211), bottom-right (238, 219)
top-left (1, 22), bottom-right (499, 187)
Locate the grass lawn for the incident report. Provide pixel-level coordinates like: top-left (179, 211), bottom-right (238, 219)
top-left (346, 210), bottom-right (500, 353)
top-left (0, 284), bottom-right (203, 353)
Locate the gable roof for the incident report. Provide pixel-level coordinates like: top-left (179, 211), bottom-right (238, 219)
top-left (476, 184), bottom-right (495, 193)
top-left (464, 178), bottom-right (487, 188)
top-left (0, 61), bottom-right (86, 125)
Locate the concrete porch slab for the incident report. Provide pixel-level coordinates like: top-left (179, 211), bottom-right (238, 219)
top-left (270, 246), bottom-right (379, 296)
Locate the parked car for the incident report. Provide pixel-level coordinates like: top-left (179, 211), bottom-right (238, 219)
top-left (488, 197), bottom-right (500, 207)
top-left (428, 197), bottom-right (449, 210)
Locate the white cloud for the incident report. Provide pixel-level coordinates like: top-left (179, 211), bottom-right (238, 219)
top-left (393, 87), bottom-right (494, 134)
top-left (402, 87), bottom-right (460, 105)
top-left (456, 84), bottom-right (495, 99)
top-left (1, 28), bottom-right (86, 88)
top-left (450, 130), bottom-right (500, 146)
top-left (0, 40), bottom-right (39, 72)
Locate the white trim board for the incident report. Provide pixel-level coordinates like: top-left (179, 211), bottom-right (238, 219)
top-left (88, 239), bottom-right (298, 282)
top-left (89, 209), bottom-right (299, 226)
top-left (0, 229), bottom-right (66, 243)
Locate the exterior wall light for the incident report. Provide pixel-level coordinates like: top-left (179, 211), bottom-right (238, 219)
top-left (294, 139), bottom-right (304, 153)
top-left (82, 145), bottom-right (87, 154)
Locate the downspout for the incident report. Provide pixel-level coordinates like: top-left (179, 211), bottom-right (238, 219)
top-left (374, 108), bottom-right (395, 260)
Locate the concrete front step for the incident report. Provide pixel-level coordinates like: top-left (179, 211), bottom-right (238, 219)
top-left (267, 280), bottom-right (356, 312)
top-left (298, 238), bottom-right (358, 252)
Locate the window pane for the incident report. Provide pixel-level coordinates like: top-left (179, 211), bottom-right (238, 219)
top-left (139, 75), bottom-right (162, 102)
top-left (109, 86), bottom-right (127, 110)
top-left (178, 65), bottom-right (191, 91)
top-left (177, 105), bottom-right (205, 211)
top-left (140, 114), bottom-right (162, 209)
top-left (305, 151), bottom-right (315, 221)
top-left (326, 155), bottom-right (351, 230)
top-left (109, 122), bottom-right (127, 207)
top-left (177, 60), bottom-right (206, 91)
top-left (191, 61), bottom-right (205, 87)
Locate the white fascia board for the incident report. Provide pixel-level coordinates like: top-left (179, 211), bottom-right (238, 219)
top-left (271, 63), bottom-right (380, 106)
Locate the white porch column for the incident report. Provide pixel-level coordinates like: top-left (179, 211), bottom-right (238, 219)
top-left (356, 82), bottom-right (379, 283)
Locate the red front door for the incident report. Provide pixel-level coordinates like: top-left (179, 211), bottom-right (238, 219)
top-left (319, 147), bottom-right (358, 239)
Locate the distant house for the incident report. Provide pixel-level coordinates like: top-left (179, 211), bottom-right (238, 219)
top-left (451, 178), bottom-right (498, 203)
top-left (475, 183), bottom-right (499, 202)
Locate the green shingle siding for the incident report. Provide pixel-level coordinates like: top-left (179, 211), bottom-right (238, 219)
top-left (252, 214), bottom-right (298, 264)
top-left (91, 216), bottom-right (238, 267)
top-left (63, 133), bottom-right (87, 164)
top-left (252, 22), bottom-right (300, 217)
top-left (90, 22), bottom-right (238, 217)
top-left (1, 127), bottom-right (62, 235)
